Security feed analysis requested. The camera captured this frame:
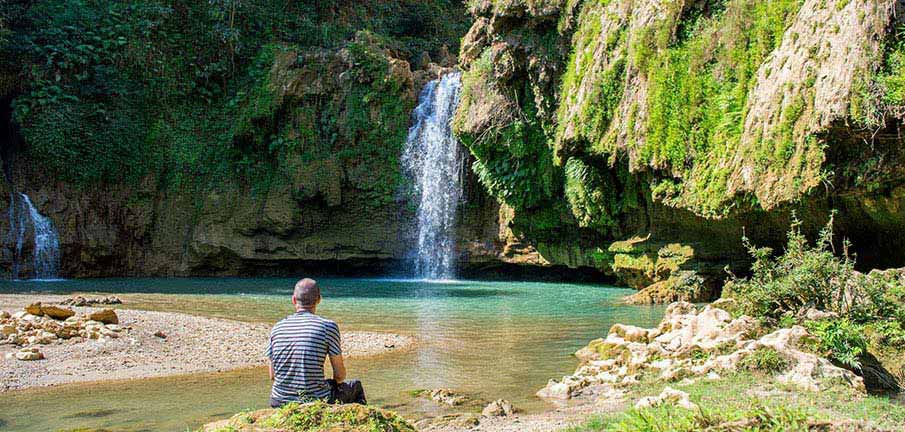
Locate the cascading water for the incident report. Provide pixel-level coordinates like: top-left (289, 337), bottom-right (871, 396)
top-left (402, 72), bottom-right (464, 280)
top-left (8, 193), bottom-right (61, 280)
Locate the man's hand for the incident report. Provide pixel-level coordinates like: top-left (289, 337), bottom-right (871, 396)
top-left (329, 354), bottom-right (346, 384)
top-left (269, 362), bottom-right (275, 381)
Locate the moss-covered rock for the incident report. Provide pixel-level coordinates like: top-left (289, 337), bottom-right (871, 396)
top-left (625, 271), bottom-right (709, 305)
top-left (608, 239), bottom-right (694, 289)
top-left (453, 0), bottom-right (905, 284)
top-left (200, 402), bottom-right (415, 432)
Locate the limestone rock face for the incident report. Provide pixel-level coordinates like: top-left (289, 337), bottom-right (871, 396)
top-left (453, 0), bottom-right (905, 284)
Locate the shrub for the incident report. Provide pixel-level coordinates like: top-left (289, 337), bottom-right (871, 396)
top-left (723, 216), bottom-right (861, 320)
top-left (739, 347), bottom-right (789, 373)
top-left (804, 319), bottom-right (868, 370)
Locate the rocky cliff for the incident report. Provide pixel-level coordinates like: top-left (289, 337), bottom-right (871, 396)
top-left (0, 1), bottom-right (527, 278)
top-left (454, 0), bottom-right (905, 288)
top-left (5, 0), bottom-right (905, 285)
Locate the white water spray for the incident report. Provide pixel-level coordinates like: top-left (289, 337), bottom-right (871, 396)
top-left (8, 193), bottom-right (61, 279)
top-left (402, 72), bottom-right (464, 280)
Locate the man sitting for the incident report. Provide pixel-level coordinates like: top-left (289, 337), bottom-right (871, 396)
top-left (266, 278), bottom-right (366, 407)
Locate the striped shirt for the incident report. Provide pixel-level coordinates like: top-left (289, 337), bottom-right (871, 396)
top-left (265, 311), bottom-right (342, 404)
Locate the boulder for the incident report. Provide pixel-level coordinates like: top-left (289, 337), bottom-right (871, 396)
top-left (609, 324), bottom-right (650, 343)
top-left (634, 387), bottom-right (697, 410)
top-left (24, 303), bottom-right (42, 316)
top-left (1, 324), bottom-right (15, 337)
top-left (482, 399), bottom-right (515, 417)
top-left (15, 347), bottom-right (44, 361)
top-left (89, 309), bottom-right (118, 325)
top-left (536, 379), bottom-right (572, 399)
top-left (0, 310), bottom-right (10, 319)
top-left (40, 305), bottom-right (75, 320)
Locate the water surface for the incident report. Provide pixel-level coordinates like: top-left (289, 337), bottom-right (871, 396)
top-left (0, 278), bottom-right (662, 431)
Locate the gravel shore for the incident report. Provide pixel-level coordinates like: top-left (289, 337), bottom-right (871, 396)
top-left (0, 294), bottom-right (414, 392)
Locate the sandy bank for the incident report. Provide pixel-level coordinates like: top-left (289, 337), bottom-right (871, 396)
top-left (0, 294), bottom-right (414, 392)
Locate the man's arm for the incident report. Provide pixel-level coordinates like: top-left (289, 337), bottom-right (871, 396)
top-left (325, 321), bottom-right (345, 383)
top-left (329, 354), bottom-right (346, 383)
top-left (269, 361), bottom-right (275, 381)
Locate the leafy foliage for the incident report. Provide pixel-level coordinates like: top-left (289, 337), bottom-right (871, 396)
top-left (804, 318), bottom-right (868, 369)
top-left (724, 216), bottom-right (859, 320)
top-left (459, 49), bottom-right (562, 212)
top-left (724, 215), bottom-right (905, 375)
top-left (2, 0), bottom-right (469, 196)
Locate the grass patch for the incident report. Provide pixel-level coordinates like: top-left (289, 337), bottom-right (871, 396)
top-left (738, 347), bottom-right (789, 373)
top-left (565, 371), bottom-right (905, 431)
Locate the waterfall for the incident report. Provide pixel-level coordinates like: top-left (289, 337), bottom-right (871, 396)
top-left (402, 72), bottom-right (464, 280)
top-left (8, 193), bottom-right (61, 280)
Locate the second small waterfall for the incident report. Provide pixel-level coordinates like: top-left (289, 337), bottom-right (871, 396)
top-left (402, 72), bottom-right (464, 280)
top-left (8, 193), bottom-right (61, 280)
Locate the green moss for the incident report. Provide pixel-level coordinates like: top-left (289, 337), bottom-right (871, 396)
top-left (458, 48), bottom-right (563, 212)
top-left (640, 0), bottom-right (803, 215)
top-left (564, 157), bottom-right (619, 230)
top-left (202, 401), bottom-right (415, 432)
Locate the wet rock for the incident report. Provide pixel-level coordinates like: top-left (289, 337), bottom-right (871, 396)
top-left (89, 309), bottom-right (119, 325)
top-left (40, 305), bottom-right (75, 320)
top-left (427, 388), bottom-right (467, 406)
top-left (626, 271), bottom-right (709, 305)
top-left (482, 399), bottom-right (515, 417)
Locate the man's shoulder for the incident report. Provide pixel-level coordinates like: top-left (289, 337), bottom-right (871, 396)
top-left (316, 315), bottom-right (339, 329)
top-left (272, 313), bottom-right (336, 329)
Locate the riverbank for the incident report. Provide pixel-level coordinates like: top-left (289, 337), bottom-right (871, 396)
top-left (0, 294), bottom-right (414, 392)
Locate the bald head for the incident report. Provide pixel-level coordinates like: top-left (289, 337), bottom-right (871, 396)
top-left (293, 278), bottom-right (321, 309)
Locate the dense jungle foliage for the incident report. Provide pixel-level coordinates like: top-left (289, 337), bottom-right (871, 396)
top-left (0, 0), bottom-right (469, 197)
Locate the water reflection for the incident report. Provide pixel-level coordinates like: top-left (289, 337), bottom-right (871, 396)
top-left (0, 278), bottom-right (664, 431)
